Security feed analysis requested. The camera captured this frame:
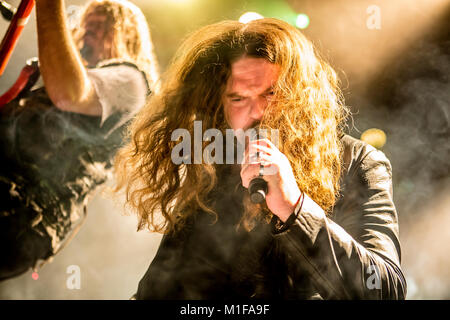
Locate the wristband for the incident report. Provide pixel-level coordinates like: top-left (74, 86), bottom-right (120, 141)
top-left (271, 191), bottom-right (304, 234)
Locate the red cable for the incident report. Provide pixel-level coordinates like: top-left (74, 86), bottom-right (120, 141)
top-left (0, 0), bottom-right (35, 76)
top-left (0, 63), bottom-right (36, 107)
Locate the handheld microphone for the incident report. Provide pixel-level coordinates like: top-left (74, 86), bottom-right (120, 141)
top-left (247, 127), bottom-right (268, 204)
top-left (80, 44), bottom-right (93, 62)
top-left (249, 176), bottom-right (267, 204)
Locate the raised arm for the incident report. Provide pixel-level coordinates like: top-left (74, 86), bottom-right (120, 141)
top-left (35, 0), bottom-right (101, 115)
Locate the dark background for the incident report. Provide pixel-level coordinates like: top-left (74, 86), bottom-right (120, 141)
top-left (0, 0), bottom-right (449, 299)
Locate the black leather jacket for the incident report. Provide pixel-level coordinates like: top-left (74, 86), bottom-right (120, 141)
top-left (135, 134), bottom-right (407, 299)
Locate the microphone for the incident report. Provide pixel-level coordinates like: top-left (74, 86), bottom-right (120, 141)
top-left (249, 176), bottom-right (268, 203)
top-left (80, 44), bottom-right (94, 62)
top-left (247, 127), bottom-right (268, 204)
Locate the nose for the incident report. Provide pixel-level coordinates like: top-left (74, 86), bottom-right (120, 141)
top-left (249, 97), bottom-right (266, 121)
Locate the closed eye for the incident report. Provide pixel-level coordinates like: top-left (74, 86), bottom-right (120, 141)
top-left (229, 95), bottom-right (247, 103)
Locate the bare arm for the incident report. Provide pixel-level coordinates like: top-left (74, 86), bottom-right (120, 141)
top-left (35, 0), bottom-right (102, 115)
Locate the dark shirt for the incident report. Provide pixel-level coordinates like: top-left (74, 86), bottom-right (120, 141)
top-left (135, 134), bottom-right (407, 300)
top-left (0, 62), bottom-right (148, 278)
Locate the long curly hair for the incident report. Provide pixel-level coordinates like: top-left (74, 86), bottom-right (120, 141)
top-left (115, 18), bottom-right (349, 233)
top-left (72, 0), bottom-right (159, 89)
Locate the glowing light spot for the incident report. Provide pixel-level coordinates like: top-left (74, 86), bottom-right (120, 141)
top-left (361, 128), bottom-right (387, 149)
top-left (31, 272), bottom-right (39, 280)
top-left (239, 12), bottom-right (264, 24)
top-left (296, 13), bottom-right (310, 29)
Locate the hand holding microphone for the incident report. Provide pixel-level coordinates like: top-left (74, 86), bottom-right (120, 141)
top-left (240, 134), bottom-right (302, 222)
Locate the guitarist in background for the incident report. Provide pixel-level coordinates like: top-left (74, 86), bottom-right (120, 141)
top-left (0, 0), bottom-right (159, 281)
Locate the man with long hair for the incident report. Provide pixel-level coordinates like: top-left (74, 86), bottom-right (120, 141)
top-left (0, 0), bottom-right (158, 281)
top-left (116, 18), bottom-right (406, 299)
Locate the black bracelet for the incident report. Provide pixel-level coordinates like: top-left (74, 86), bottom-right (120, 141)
top-left (270, 191), bottom-right (305, 234)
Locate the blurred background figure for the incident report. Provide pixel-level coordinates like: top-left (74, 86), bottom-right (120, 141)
top-left (0, 0), bottom-right (158, 281)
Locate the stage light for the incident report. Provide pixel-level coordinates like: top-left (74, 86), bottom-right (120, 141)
top-left (296, 13), bottom-right (310, 29)
top-left (239, 12), bottom-right (264, 24)
top-left (361, 128), bottom-right (387, 149)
